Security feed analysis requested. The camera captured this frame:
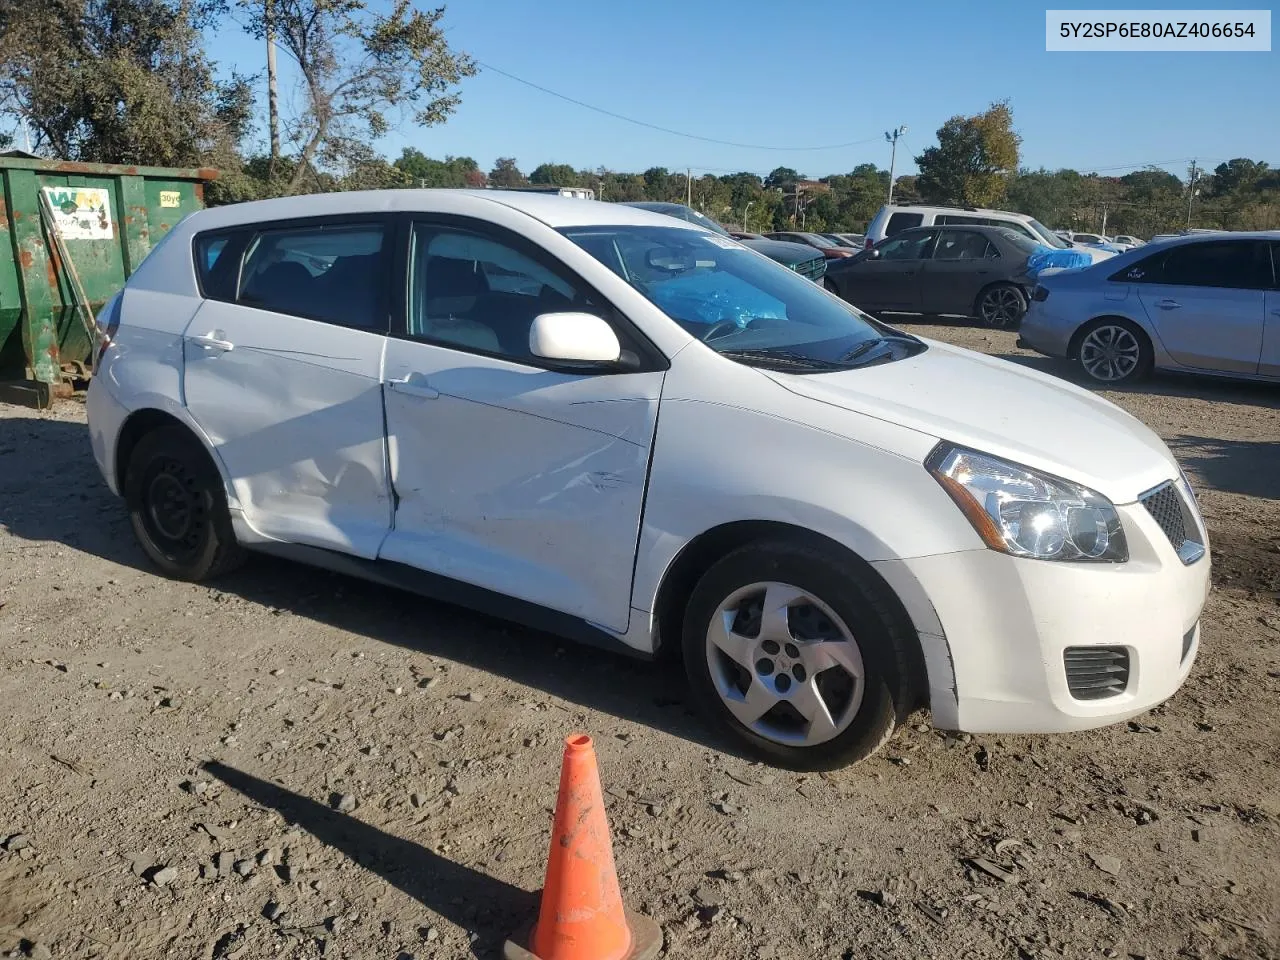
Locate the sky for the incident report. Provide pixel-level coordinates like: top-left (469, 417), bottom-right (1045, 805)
top-left (204, 0), bottom-right (1279, 180)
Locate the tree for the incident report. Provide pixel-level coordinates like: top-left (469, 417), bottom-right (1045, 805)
top-left (0, 0), bottom-right (252, 166)
top-left (488, 157), bottom-right (526, 187)
top-left (915, 101), bottom-right (1021, 207)
top-left (529, 163), bottom-right (579, 187)
top-left (395, 148), bottom-right (483, 187)
top-left (237, 0), bottom-right (476, 195)
top-left (764, 167), bottom-right (801, 190)
top-left (1210, 158), bottom-right (1269, 196)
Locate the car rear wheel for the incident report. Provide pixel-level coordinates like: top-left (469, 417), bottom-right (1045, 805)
top-left (976, 283), bottom-right (1028, 328)
top-left (1076, 319), bottom-right (1152, 384)
top-left (125, 425), bottom-right (246, 581)
top-left (681, 541), bottom-right (911, 770)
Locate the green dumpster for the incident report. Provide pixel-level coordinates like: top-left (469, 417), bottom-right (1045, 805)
top-left (0, 154), bottom-right (218, 407)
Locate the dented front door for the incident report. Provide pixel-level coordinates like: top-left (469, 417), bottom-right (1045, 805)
top-left (378, 339), bottom-right (663, 633)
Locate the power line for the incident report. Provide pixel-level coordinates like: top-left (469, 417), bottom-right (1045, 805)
top-left (476, 61), bottom-right (885, 152)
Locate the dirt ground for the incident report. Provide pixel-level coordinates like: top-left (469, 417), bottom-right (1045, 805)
top-left (1, 324), bottom-right (1277, 960)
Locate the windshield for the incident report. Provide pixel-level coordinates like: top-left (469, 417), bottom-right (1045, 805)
top-left (1027, 219), bottom-right (1070, 248)
top-left (561, 225), bottom-right (923, 371)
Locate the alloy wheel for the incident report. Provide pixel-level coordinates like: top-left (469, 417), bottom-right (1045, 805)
top-left (1080, 324), bottom-right (1141, 382)
top-left (705, 581), bottom-right (865, 747)
top-left (979, 287), bottom-right (1024, 328)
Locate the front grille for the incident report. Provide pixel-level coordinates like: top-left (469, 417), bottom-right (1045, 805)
top-left (1064, 646), bottom-right (1130, 700)
top-left (1140, 481), bottom-right (1204, 564)
top-left (794, 256), bottom-right (826, 281)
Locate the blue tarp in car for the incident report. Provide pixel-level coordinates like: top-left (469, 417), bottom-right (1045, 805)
top-left (1026, 245), bottom-right (1094, 276)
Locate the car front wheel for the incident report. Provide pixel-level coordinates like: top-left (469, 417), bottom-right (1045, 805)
top-left (681, 541), bottom-right (913, 770)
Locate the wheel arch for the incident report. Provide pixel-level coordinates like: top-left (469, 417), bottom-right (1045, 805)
top-left (114, 407), bottom-right (236, 510)
top-left (652, 519), bottom-right (929, 712)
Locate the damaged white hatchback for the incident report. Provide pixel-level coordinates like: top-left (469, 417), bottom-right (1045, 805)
top-left (87, 190), bottom-right (1210, 769)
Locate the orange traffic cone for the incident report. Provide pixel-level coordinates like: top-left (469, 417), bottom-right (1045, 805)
top-left (504, 734), bottom-right (662, 960)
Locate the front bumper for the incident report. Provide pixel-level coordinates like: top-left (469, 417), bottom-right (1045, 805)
top-left (897, 499), bottom-right (1210, 734)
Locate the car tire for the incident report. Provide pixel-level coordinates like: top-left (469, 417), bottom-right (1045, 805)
top-left (1074, 318), bottom-right (1153, 384)
top-left (975, 283), bottom-right (1028, 329)
top-left (124, 425), bottom-right (246, 581)
top-left (681, 540), bottom-right (914, 771)
top-left (823, 276), bottom-right (840, 295)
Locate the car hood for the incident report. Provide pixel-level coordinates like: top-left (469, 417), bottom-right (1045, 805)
top-left (739, 237), bottom-right (822, 265)
top-left (759, 339), bottom-right (1178, 502)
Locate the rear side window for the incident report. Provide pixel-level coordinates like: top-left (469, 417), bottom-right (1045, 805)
top-left (885, 212), bottom-right (923, 235)
top-left (1113, 240), bottom-right (1273, 289)
top-left (193, 231), bottom-right (246, 301)
top-left (237, 223), bottom-right (388, 330)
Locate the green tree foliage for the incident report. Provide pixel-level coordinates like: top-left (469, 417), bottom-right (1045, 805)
top-left (395, 148), bottom-right (483, 187)
top-left (488, 157), bottom-right (526, 187)
top-left (764, 166), bottom-right (801, 190)
top-left (915, 100), bottom-right (1021, 207)
top-left (236, 0), bottom-right (475, 195)
top-left (529, 163), bottom-right (580, 186)
top-left (0, 0), bottom-right (252, 166)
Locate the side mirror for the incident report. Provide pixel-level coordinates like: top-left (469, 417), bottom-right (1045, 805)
top-left (865, 247), bottom-right (882, 260)
top-left (529, 312), bottom-right (621, 364)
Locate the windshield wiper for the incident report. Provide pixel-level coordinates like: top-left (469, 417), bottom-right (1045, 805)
top-left (718, 348), bottom-right (851, 370)
top-left (841, 335), bottom-right (918, 364)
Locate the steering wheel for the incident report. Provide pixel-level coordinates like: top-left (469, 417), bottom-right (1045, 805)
top-left (702, 319), bottom-right (743, 343)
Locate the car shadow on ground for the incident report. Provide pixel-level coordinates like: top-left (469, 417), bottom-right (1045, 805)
top-left (203, 761), bottom-right (536, 958)
top-left (996, 352), bottom-right (1280, 410)
top-left (1165, 435), bottom-right (1280, 501)
top-left (0, 413), bottom-right (745, 762)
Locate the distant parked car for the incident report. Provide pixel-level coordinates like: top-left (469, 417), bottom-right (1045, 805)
top-left (865, 204), bottom-right (1116, 263)
top-left (1020, 231), bottom-right (1280, 383)
top-left (819, 233), bottom-right (861, 249)
top-left (824, 224), bottom-right (1042, 327)
top-left (765, 231), bottom-right (857, 259)
top-left (1068, 232), bottom-right (1124, 254)
top-left (622, 203), bottom-right (826, 281)
top-left (1112, 235), bottom-right (1144, 248)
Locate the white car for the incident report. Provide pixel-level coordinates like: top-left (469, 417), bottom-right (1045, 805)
top-left (865, 205), bottom-right (1116, 263)
top-left (86, 190), bottom-right (1209, 770)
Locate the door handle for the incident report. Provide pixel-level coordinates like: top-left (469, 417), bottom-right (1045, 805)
top-left (1156, 298), bottom-right (1181, 310)
top-left (190, 332), bottom-right (234, 351)
top-left (388, 376), bottom-right (439, 400)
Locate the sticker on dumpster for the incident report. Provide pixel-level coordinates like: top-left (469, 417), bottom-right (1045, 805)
top-left (42, 187), bottom-right (114, 240)
top-left (160, 190), bottom-right (181, 208)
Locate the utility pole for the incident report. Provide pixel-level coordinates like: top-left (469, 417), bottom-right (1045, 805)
top-left (1186, 159), bottom-right (1198, 229)
top-left (266, 0), bottom-right (281, 178)
top-left (686, 167), bottom-right (692, 208)
top-left (885, 125), bottom-right (907, 204)
top-left (743, 200), bottom-right (753, 233)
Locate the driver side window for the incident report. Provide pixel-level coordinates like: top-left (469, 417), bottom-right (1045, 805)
top-left (408, 224), bottom-right (597, 360)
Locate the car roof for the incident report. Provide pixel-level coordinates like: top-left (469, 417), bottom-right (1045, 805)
top-left (880, 204), bottom-right (1034, 222)
top-left (1140, 229), bottom-right (1280, 247)
top-left (892, 223), bottom-right (1022, 236)
top-left (184, 189), bottom-right (704, 232)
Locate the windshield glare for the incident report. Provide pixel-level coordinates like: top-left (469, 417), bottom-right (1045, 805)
top-left (1027, 219), bottom-right (1069, 248)
top-left (562, 225), bottom-right (905, 365)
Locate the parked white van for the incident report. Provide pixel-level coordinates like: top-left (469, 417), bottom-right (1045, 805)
top-left (866, 205), bottom-right (1115, 263)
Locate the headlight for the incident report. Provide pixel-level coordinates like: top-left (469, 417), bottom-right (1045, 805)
top-left (927, 445), bottom-right (1128, 562)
